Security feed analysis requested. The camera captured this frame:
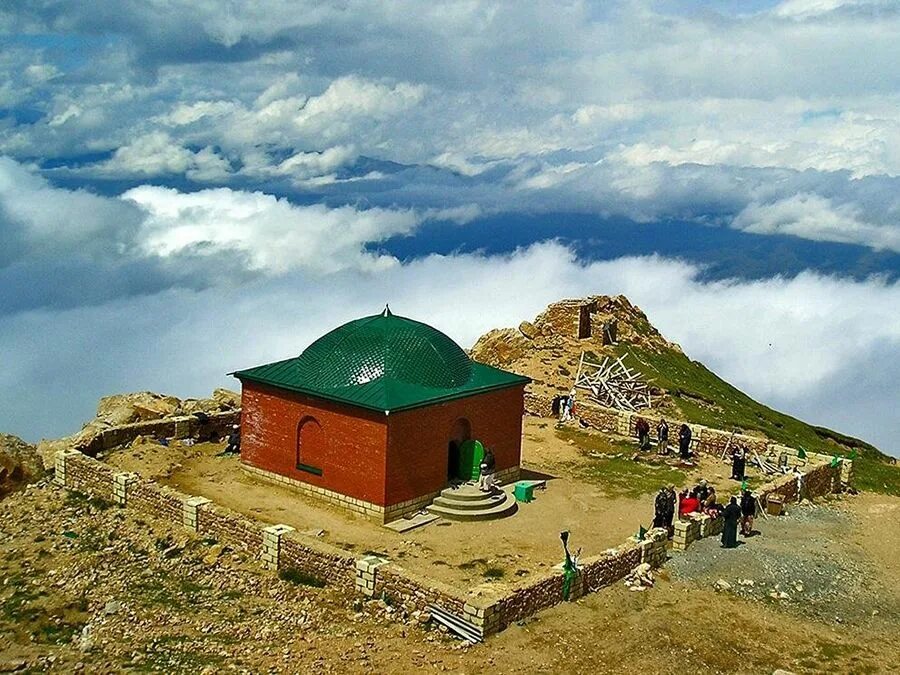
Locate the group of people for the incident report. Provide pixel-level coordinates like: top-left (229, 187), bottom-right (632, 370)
top-left (553, 390), bottom-right (577, 423)
top-left (652, 479), bottom-right (758, 549)
top-left (635, 417), bottom-right (694, 461)
top-left (720, 488), bottom-right (757, 547)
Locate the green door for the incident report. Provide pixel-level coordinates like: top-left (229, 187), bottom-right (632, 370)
top-left (457, 440), bottom-right (484, 481)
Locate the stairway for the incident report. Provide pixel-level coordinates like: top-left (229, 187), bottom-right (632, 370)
top-left (426, 483), bottom-right (518, 521)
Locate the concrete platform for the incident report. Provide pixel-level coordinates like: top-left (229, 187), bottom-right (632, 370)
top-left (426, 483), bottom-right (518, 521)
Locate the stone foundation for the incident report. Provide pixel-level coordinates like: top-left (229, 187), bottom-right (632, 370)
top-left (56, 443), bottom-right (839, 638)
top-left (526, 393), bottom-right (855, 488)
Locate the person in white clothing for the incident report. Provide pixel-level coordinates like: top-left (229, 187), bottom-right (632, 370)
top-left (478, 448), bottom-right (496, 492)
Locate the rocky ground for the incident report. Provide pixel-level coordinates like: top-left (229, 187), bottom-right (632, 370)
top-left (0, 435), bottom-right (44, 500)
top-left (34, 390), bottom-right (240, 469)
top-left (2, 476), bottom-right (898, 673)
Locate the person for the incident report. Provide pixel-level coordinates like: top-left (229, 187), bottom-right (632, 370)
top-left (635, 417), bottom-right (651, 451)
top-left (652, 486), bottom-right (669, 529)
top-left (551, 394), bottom-right (562, 417)
top-left (665, 485), bottom-right (677, 531)
top-left (679, 488), bottom-right (700, 518)
top-left (656, 418), bottom-right (669, 455)
top-left (740, 488), bottom-right (756, 536)
top-left (566, 389), bottom-right (576, 420)
top-left (703, 485), bottom-right (720, 516)
top-left (731, 446), bottom-right (747, 481)
top-left (224, 424), bottom-right (241, 455)
top-left (695, 478), bottom-right (710, 504)
top-left (478, 447), bottom-right (496, 492)
top-left (721, 496), bottom-right (741, 548)
top-left (558, 393), bottom-right (571, 423)
top-left (678, 424), bottom-right (692, 460)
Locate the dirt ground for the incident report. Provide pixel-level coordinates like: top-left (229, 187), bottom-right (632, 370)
top-left (104, 417), bottom-right (776, 591)
top-left (107, 419), bottom-right (649, 590)
top-left (2, 480), bottom-right (898, 674)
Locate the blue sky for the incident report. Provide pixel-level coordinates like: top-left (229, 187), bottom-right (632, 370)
top-left (0, 0), bottom-right (898, 455)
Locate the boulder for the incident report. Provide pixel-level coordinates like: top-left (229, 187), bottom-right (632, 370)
top-left (0, 433), bottom-right (46, 497)
top-left (518, 321), bottom-right (539, 340)
top-left (96, 392), bottom-right (181, 425)
top-left (212, 388), bottom-right (240, 409)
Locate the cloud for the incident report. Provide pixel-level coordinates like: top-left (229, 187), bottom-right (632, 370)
top-left (0, 242), bottom-right (896, 457)
top-left (123, 184), bottom-right (419, 274)
top-left (733, 193), bottom-right (900, 252)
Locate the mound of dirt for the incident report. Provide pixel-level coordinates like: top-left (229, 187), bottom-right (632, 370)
top-left (0, 433), bottom-right (45, 498)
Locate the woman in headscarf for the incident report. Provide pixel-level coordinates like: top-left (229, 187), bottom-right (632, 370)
top-left (721, 496), bottom-right (741, 548)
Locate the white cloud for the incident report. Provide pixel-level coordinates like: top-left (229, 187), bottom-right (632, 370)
top-left (733, 193), bottom-right (900, 252)
top-left (0, 242), bottom-right (897, 456)
top-left (123, 184), bottom-right (419, 274)
top-left (0, 156), bottom-right (141, 254)
top-left (97, 132), bottom-right (232, 181)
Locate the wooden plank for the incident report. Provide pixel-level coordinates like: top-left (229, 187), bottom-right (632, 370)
top-left (429, 605), bottom-right (483, 643)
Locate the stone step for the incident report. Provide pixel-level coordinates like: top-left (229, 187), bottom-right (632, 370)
top-left (438, 483), bottom-right (496, 502)
top-left (430, 493), bottom-right (508, 511)
top-left (426, 498), bottom-right (518, 522)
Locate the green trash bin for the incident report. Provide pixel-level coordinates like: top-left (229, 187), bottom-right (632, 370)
top-left (514, 482), bottom-right (535, 503)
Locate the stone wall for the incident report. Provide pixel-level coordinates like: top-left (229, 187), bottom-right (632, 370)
top-left (525, 392), bottom-right (854, 487)
top-left (672, 461), bottom-right (842, 552)
top-left (53, 448), bottom-right (670, 640)
top-left (69, 444), bottom-right (831, 638)
top-left (73, 410), bottom-right (240, 456)
top-left (63, 451), bottom-right (117, 501)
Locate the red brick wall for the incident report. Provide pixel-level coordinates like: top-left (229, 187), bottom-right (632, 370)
top-left (239, 382), bottom-right (389, 505)
top-left (384, 385), bottom-right (526, 506)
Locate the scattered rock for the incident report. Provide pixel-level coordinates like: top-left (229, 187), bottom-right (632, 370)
top-left (104, 600), bottom-right (121, 615)
top-left (518, 321), bottom-right (539, 340)
top-left (714, 579), bottom-right (732, 591)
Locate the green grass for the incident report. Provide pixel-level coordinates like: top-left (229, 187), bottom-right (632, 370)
top-left (277, 567), bottom-right (326, 588)
top-left (483, 566), bottom-right (506, 579)
top-left (615, 345), bottom-right (899, 495)
top-left (556, 427), bottom-right (686, 497)
top-left (555, 427), bottom-right (634, 456)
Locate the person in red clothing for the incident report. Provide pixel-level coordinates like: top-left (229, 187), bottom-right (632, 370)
top-left (679, 488), bottom-right (700, 518)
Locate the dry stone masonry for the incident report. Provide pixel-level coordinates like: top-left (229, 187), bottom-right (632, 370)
top-left (51, 389), bottom-right (850, 641)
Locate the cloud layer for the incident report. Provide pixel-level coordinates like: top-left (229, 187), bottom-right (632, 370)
top-left (0, 2), bottom-right (898, 458)
top-left (1, 241), bottom-right (897, 456)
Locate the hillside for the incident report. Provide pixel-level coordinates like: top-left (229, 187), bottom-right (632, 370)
top-left (470, 295), bottom-right (899, 495)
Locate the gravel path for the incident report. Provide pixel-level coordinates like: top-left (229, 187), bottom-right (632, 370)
top-left (666, 499), bottom-right (900, 626)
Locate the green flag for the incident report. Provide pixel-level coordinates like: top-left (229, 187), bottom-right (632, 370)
top-left (741, 479), bottom-right (749, 491)
top-left (848, 449), bottom-right (858, 460)
top-left (636, 525), bottom-right (647, 541)
top-left (797, 447), bottom-right (807, 459)
top-left (830, 455), bottom-right (842, 468)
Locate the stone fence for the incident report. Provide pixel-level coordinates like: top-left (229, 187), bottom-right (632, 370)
top-left (672, 459), bottom-right (841, 551)
top-left (53, 448), bottom-right (668, 639)
top-left (49, 390), bottom-right (851, 641)
top-left (68, 410), bottom-right (241, 456)
top-left (525, 393), bottom-right (854, 486)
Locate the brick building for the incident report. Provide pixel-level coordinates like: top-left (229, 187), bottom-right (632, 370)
top-left (232, 308), bottom-right (529, 522)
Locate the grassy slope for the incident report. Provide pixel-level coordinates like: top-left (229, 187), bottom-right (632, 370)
top-left (613, 344), bottom-right (900, 496)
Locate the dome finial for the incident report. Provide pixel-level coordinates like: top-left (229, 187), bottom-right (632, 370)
top-left (382, 303), bottom-right (392, 317)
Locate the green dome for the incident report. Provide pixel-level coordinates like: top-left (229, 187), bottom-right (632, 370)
top-left (232, 307), bottom-right (530, 413)
top-left (296, 308), bottom-right (472, 389)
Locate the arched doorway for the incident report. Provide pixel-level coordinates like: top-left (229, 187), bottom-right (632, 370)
top-left (297, 416), bottom-right (324, 476)
top-left (447, 418), bottom-right (471, 480)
